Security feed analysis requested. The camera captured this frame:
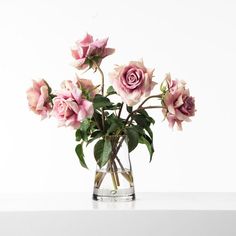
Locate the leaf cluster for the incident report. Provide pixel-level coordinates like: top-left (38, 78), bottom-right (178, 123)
top-left (75, 86), bottom-right (155, 168)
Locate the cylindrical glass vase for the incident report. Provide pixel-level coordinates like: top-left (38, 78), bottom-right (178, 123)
top-left (92, 136), bottom-right (135, 201)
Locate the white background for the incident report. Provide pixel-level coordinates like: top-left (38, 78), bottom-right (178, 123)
top-left (0, 0), bottom-right (235, 193)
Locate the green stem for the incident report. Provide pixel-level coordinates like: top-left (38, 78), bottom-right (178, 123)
top-left (118, 102), bottom-right (124, 118)
top-left (96, 172), bottom-right (106, 188)
top-left (108, 160), bottom-right (118, 190)
top-left (112, 160), bottom-right (120, 187)
top-left (122, 94), bottom-right (163, 128)
top-left (94, 62), bottom-right (105, 130)
top-left (124, 105), bottom-right (164, 126)
top-left (138, 94), bottom-right (162, 107)
top-left (94, 62), bottom-right (105, 96)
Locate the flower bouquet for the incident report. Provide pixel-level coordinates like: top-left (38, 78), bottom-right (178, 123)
top-left (27, 33), bottom-right (196, 201)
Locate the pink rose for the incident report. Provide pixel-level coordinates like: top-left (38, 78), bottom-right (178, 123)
top-left (52, 80), bottom-right (94, 128)
top-left (71, 33), bottom-right (115, 70)
top-left (162, 75), bottom-right (195, 130)
top-left (109, 60), bottom-right (156, 106)
top-left (26, 79), bottom-right (52, 118)
top-left (75, 76), bottom-right (98, 99)
top-left (165, 73), bottom-right (186, 94)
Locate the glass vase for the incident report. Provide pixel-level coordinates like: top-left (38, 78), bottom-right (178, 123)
top-left (92, 135), bottom-right (135, 201)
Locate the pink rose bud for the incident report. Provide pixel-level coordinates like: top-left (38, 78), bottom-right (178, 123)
top-left (71, 33), bottom-right (115, 70)
top-left (52, 80), bottom-right (94, 129)
top-left (162, 74), bottom-right (196, 130)
top-left (26, 79), bottom-right (52, 118)
top-left (75, 76), bottom-right (98, 99)
top-left (109, 60), bottom-right (156, 106)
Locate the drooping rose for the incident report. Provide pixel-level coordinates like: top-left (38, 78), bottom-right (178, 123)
top-left (52, 80), bottom-right (94, 128)
top-left (26, 79), bottom-right (52, 118)
top-left (162, 75), bottom-right (195, 130)
top-left (71, 33), bottom-right (115, 70)
top-left (75, 76), bottom-right (98, 99)
top-left (109, 60), bottom-right (156, 106)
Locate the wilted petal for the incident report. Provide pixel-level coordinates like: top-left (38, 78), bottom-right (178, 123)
top-left (78, 33), bottom-right (93, 46)
top-left (91, 38), bottom-right (108, 48)
top-left (166, 113), bottom-right (176, 129)
top-left (174, 94), bottom-right (184, 108)
top-left (102, 48), bottom-right (115, 57)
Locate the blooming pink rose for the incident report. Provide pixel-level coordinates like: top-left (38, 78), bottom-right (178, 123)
top-left (162, 75), bottom-right (195, 130)
top-left (52, 80), bottom-right (94, 128)
top-left (75, 76), bottom-right (98, 99)
top-left (109, 60), bottom-right (156, 106)
top-left (26, 79), bottom-right (52, 118)
top-left (71, 33), bottom-right (115, 70)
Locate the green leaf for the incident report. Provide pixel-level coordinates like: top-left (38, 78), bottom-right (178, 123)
top-left (133, 110), bottom-right (154, 138)
top-left (77, 119), bottom-right (93, 142)
top-left (94, 140), bottom-right (103, 165)
top-left (78, 129), bottom-right (88, 142)
top-left (132, 125), bottom-right (145, 136)
top-left (75, 143), bottom-right (88, 169)
top-left (86, 131), bottom-right (103, 146)
top-left (75, 129), bottom-right (82, 141)
top-left (139, 135), bottom-right (154, 162)
top-left (91, 130), bottom-right (103, 138)
top-left (126, 127), bottom-right (139, 152)
top-left (94, 138), bottom-right (112, 167)
top-left (108, 121), bottom-right (123, 134)
top-left (133, 114), bottom-right (150, 128)
top-left (106, 115), bottom-right (124, 135)
top-left (93, 111), bottom-right (103, 130)
top-left (106, 86), bottom-right (117, 96)
top-left (93, 94), bottom-right (113, 109)
top-left (107, 122), bottom-right (120, 135)
top-left (101, 138), bottom-right (112, 167)
top-left (80, 119), bottom-right (91, 132)
top-left (103, 102), bottom-right (122, 110)
top-left (138, 110), bottom-right (155, 124)
top-left (145, 126), bottom-right (153, 139)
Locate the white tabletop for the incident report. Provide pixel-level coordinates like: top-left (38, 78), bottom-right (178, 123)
top-left (1, 193), bottom-right (236, 236)
top-left (0, 192), bottom-right (236, 211)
